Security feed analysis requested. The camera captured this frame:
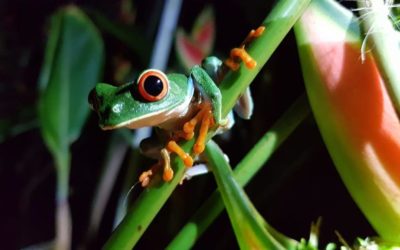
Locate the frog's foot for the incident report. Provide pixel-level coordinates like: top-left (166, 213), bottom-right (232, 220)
top-left (171, 105), bottom-right (217, 167)
top-left (181, 104), bottom-right (215, 155)
top-left (167, 140), bottom-right (194, 167)
top-left (138, 148), bottom-right (175, 187)
top-left (139, 163), bottom-right (160, 187)
top-left (193, 105), bottom-right (214, 155)
top-left (242, 26), bottom-right (265, 47)
top-left (160, 148), bottom-right (174, 182)
top-left (181, 104), bottom-right (209, 140)
top-left (224, 26), bottom-right (265, 71)
top-left (225, 48), bottom-right (256, 71)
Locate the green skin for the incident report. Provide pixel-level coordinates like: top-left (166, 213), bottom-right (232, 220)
top-left (89, 57), bottom-right (252, 178)
top-left (89, 57), bottom-right (225, 132)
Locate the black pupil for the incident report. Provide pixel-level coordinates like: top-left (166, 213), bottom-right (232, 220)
top-left (144, 75), bottom-right (164, 96)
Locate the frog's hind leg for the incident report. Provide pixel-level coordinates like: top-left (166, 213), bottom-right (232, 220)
top-left (224, 26), bottom-right (265, 71)
top-left (160, 148), bottom-right (174, 181)
top-left (138, 147), bottom-right (179, 187)
top-left (139, 162), bottom-right (160, 187)
top-left (167, 141), bottom-right (194, 167)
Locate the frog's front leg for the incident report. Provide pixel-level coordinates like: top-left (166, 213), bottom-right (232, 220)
top-left (159, 66), bottom-right (221, 170)
top-left (185, 66), bottom-right (226, 155)
top-left (190, 65), bottom-right (224, 125)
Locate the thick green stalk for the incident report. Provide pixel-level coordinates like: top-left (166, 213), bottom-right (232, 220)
top-left (357, 0), bottom-right (400, 115)
top-left (220, 0), bottom-right (311, 116)
top-left (167, 94), bottom-right (309, 249)
top-left (103, 140), bottom-right (193, 250)
top-left (54, 150), bottom-right (71, 250)
top-left (205, 141), bottom-right (292, 249)
top-left (103, 1), bottom-right (310, 249)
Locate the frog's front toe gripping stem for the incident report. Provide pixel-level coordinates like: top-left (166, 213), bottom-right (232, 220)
top-left (224, 26), bottom-right (265, 71)
top-left (139, 105), bottom-right (215, 187)
top-left (191, 105), bottom-right (214, 154)
top-left (157, 105), bottom-right (214, 185)
top-left (166, 141), bottom-right (193, 167)
top-left (168, 104), bottom-right (214, 159)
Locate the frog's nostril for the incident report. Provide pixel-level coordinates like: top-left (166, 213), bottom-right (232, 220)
top-left (88, 89), bottom-right (100, 111)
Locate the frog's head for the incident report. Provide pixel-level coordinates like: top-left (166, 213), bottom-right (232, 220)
top-left (89, 69), bottom-right (193, 130)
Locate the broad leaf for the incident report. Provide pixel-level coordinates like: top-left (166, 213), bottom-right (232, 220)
top-left (38, 6), bottom-right (104, 158)
top-left (205, 141), bottom-right (296, 250)
top-left (295, 0), bottom-right (400, 243)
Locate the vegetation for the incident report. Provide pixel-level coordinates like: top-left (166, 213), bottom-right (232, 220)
top-left (1, 0), bottom-right (400, 249)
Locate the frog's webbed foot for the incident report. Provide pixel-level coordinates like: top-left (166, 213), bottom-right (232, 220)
top-left (139, 163), bottom-right (158, 187)
top-left (179, 104), bottom-right (216, 155)
top-left (224, 26), bottom-right (265, 71)
top-left (139, 148), bottom-right (175, 187)
top-left (139, 108), bottom-right (213, 186)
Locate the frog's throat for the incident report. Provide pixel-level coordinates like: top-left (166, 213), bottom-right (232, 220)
top-left (101, 79), bottom-right (195, 130)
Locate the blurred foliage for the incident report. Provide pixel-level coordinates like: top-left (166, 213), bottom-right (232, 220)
top-left (0, 0), bottom-right (380, 249)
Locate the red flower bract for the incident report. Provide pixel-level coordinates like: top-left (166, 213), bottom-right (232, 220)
top-left (295, 0), bottom-right (400, 242)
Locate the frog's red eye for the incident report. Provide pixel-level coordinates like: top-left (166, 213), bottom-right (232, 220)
top-left (137, 69), bottom-right (169, 102)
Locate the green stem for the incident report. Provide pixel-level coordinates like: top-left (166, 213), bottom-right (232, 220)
top-left (103, 140), bottom-right (194, 250)
top-left (167, 94), bottom-right (309, 249)
top-left (220, 0), bottom-right (311, 117)
top-left (54, 151), bottom-right (72, 250)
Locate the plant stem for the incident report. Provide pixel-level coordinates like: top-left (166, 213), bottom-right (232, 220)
top-left (54, 151), bottom-right (72, 250)
top-left (220, 0), bottom-right (311, 117)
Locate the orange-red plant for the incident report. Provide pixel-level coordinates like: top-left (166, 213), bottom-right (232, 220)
top-left (295, 0), bottom-right (400, 242)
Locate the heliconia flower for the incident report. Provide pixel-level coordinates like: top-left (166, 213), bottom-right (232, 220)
top-left (295, 0), bottom-right (400, 243)
top-left (175, 6), bottom-right (215, 71)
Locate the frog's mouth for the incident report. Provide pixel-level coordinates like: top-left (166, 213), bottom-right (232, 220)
top-left (99, 96), bottom-right (192, 130)
top-left (99, 108), bottom-right (168, 130)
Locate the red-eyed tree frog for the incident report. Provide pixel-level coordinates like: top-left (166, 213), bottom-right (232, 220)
top-left (89, 26), bottom-right (264, 186)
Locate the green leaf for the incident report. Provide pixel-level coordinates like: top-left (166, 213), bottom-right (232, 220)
top-left (294, 0), bottom-right (400, 243)
top-left (205, 140), bottom-right (297, 250)
top-left (38, 6), bottom-right (104, 159)
top-left (167, 95), bottom-right (309, 249)
top-left (37, 6), bottom-right (104, 248)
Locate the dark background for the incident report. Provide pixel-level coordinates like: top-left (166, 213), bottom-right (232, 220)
top-left (0, 0), bottom-right (374, 249)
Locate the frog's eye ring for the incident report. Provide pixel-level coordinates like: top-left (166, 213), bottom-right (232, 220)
top-left (137, 69), bottom-right (169, 102)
